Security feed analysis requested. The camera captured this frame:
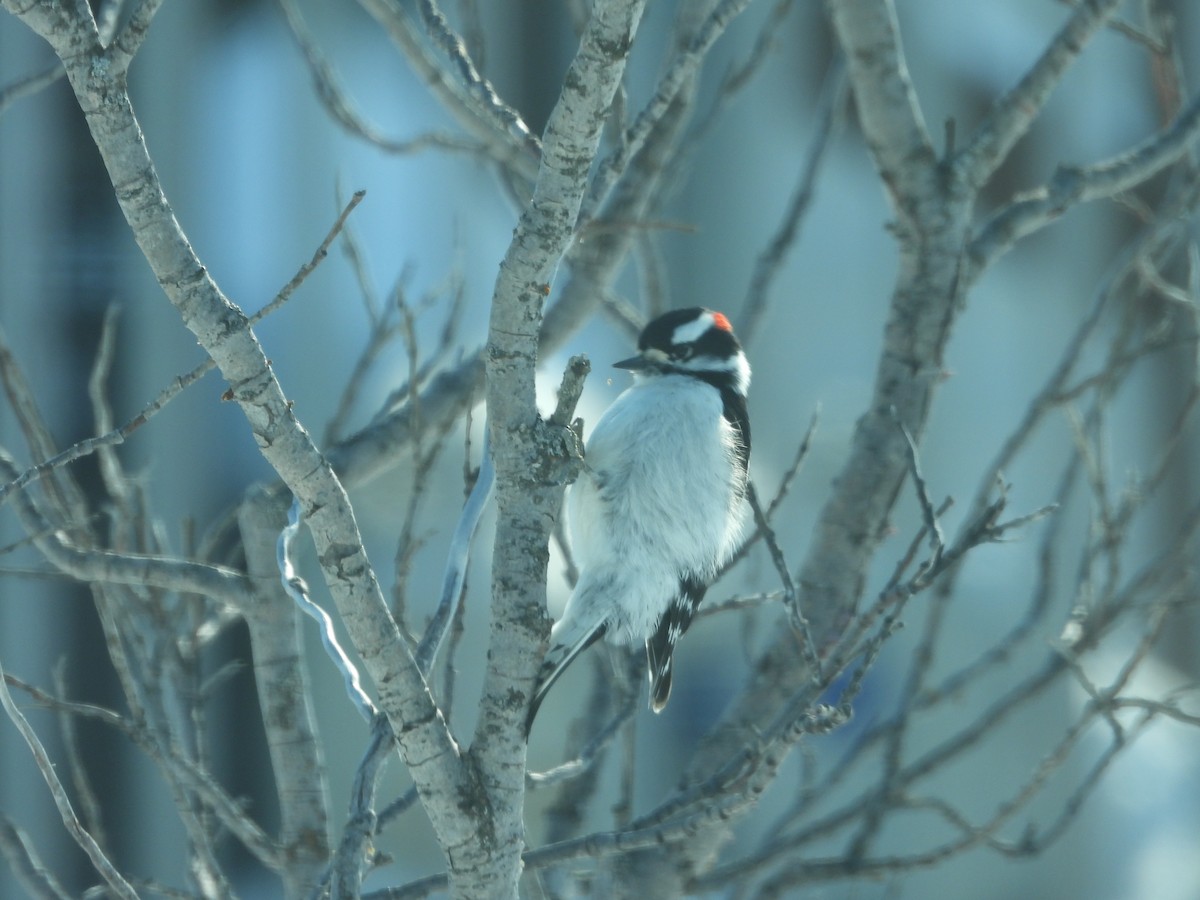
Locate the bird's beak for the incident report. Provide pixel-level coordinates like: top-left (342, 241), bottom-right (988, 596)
top-left (612, 354), bottom-right (649, 371)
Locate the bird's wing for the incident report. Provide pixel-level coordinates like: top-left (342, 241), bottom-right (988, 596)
top-left (527, 614), bottom-right (607, 732)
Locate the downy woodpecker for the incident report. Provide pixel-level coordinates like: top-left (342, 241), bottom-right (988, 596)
top-left (530, 307), bottom-right (751, 724)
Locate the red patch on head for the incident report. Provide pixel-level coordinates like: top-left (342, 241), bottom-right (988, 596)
top-left (711, 311), bottom-right (733, 333)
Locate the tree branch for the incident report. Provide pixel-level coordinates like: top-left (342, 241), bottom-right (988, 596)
top-left (355, 0), bottom-right (539, 186)
top-left (824, 0), bottom-right (935, 216)
top-left (4, 0), bottom-right (483, 876)
top-left (470, 0), bottom-right (645, 891)
top-left (239, 491), bottom-right (330, 897)
top-left (0, 654), bottom-right (139, 900)
top-left (0, 449), bottom-right (254, 605)
top-left (956, 0), bottom-right (1122, 187)
top-left (585, 0), bottom-right (755, 219)
top-left (969, 92), bottom-right (1200, 274)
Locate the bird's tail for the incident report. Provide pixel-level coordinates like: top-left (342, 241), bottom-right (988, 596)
top-left (645, 638), bottom-right (674, 713)
top-left (644, 577), bottom-right (708, 713)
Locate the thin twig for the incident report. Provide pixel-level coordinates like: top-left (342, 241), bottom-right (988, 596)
top-left (416, 0), bottom-right (537, 151)
top-left (0, 450), bottom-right (254, 605)
top-left (279, 0), bottom-right (484, 157)
top-left (278, 498), bottom-right (378, 722)
top-left (326, 716), bottom-right (393, 900)
top-left (528, 693), bottom-right (637, 787)
top-left (746, 481), bottom-right (820, 681)
top-left (51, 663), bottom-right (108, 855)
top-left (257, 189), bottom-right (366, 322)
top-left (1, 190), bottom-right (366, 507)
top-left (5, 666), bottom-right (284, 873)
top-left (957, 0), bottom-right (1122, 187)
top-left (586, 0), bottom-right (755, 218)
top-left (970, 104), bottom-right (1200, 273)
top-left (414, 438), bottom-right (494, 676)
top-left (0, 818), bottom-right (71, 900)
top-left (741, 56), bottom-right (846, 347)
top-left (0, 61), bottom-right (65, 116)
top-left (0, 656), bottom-right (140, 900)
top-left (891, 407), bottom-right (945, 572)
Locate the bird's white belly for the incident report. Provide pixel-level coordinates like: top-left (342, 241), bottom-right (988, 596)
top-left (567, 376), bottom-right (745, 641)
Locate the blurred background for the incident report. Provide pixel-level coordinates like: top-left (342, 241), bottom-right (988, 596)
top-left (2, 0), bottom-right (1199, 897)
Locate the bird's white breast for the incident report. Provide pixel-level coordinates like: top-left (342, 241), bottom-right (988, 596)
top-left (566, 375), bottom-right (746, 641)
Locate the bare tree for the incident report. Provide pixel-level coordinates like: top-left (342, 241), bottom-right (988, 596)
top-left (2, 0), bottom-right (1199, 898)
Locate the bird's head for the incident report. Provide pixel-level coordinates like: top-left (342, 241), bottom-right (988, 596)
top-left (614, 307), bottom-right (750, 397)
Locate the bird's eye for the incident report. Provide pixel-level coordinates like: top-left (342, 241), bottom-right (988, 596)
top-left (671, 345), bottom-right (694, 361)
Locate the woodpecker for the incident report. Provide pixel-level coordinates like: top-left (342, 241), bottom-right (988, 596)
top-left (529, 307), bottom-right (751, 725)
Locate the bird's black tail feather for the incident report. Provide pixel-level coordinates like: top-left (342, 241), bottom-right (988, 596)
top-left (645, 578), bottom-right (707, 713)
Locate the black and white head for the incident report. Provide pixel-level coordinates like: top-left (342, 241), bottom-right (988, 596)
top-left (614, 307), bottom-right (751, 398)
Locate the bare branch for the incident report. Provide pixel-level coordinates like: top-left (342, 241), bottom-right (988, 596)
top-left (0, 655), bottom-right (140, 900)
top-left (6, 670), bottom-right (285, 873)
top-left (49, 665), bottom-right (108, 856)
top-left (416, 0), bottom-right (536, 149)
top-left (9, 5), bottom-right (475, 869)
top-left (0, 60), bottom-right (65, 116)
top-left (106, 0), bottom-right (165, 73)
top-left (0, 449), bottom-right (254, 604)
top-left (278, 498), bottom-right (377, 722)
top-left (957, 0), bottom-right (1122, 187)
top-left (527, 692), bottom-right (636, 789)
top-left (239, 491), bottom-right (330, 895)
top-left (0, 818), bottom-right (71, 900)
top-left (328, 718), bottom-right (393, 900)
top-left (1, 190), bottom-right (365, 508)
top-left (892, 408), bottom-right (945, 570)
top-left (86, 305), bottom-right (133, 519)
top-left (258, 189), bottom-right (367, 323)
top-left (414, 436), bottom-right (494, 675)
top-left (970, 97), bottom-right (1200, 274)
top-left (585, 0), bottom-right (755, 219)
top-left (741, 56), bottom-right (847, 347)
top-left (746, 481), bottom-right (821, 681)
top-left (824, 0), bottom-right (934, 213)
top-left (0, 323), bottom-right (87, 519)
top-left (355, 0), bottom-right (539, 185)
top-left (279, 0), bottom-right (484, 157)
